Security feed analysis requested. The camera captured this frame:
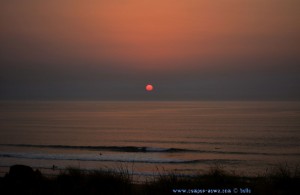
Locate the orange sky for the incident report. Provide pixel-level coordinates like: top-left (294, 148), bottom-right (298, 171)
top-left (1, 0), bottom-right (299, 72)
top-left (1, 0), bottom-right (300, 100)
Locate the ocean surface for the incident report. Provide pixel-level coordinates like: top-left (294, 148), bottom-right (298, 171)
top-left (0, 101), bottom-right (299, 178)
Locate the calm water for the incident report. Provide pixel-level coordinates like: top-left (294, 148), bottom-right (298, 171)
top-left (0, 101), bottom-right (300, 177)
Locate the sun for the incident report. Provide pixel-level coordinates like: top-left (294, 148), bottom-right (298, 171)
top-left (145, 84), bottom-right (154, 91)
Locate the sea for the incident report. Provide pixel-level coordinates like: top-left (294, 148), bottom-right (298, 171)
top-left (0, 101), bottom-right (299, 180)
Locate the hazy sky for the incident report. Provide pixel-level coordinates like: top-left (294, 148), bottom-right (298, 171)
top-left (1, 0), bottom-right (300, 100)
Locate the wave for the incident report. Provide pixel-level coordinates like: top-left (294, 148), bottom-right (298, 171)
top-left (120, 140), bottom-right (300, 147)
top-left (1, 144), bottom-right (299, 156)
top-left (0, 144), bottom-right (194, 153)
top-left (0, 152), bottom-right (240, 164)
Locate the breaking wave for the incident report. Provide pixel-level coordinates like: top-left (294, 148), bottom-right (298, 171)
top-left (0, 144), bottom-right (194, 153)
top-left (0, 144), bottom-right (299, 156)
top-left (0, 152), bottom-right (242, 164)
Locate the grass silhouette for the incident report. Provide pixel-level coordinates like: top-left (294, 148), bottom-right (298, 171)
top-left (1, 164), bottom-right (299, 195)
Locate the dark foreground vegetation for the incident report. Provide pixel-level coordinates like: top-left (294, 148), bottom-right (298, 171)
top-left (0, 164), bottom-right (299, 195)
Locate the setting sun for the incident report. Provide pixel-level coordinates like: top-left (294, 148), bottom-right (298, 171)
top-left (146, 84), bottom-right (154, 91)
top-left (0, 1), bottom-right (299, 193)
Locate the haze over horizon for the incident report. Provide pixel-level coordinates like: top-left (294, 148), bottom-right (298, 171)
top-left (1, 0), bottom-right (300, 101)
